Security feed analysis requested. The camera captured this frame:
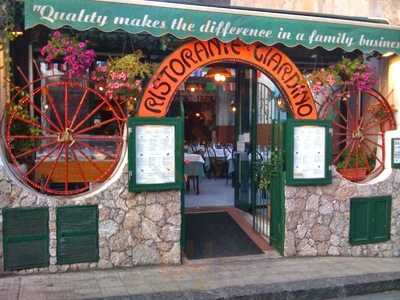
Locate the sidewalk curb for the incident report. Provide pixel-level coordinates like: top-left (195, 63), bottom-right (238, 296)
top-left (90, 271), bottom-right (400, 300)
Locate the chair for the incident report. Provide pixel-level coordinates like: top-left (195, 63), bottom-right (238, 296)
top-left (223, 146), bottom-right (232, 184)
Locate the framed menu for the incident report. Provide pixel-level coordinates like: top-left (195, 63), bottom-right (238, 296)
top-left (392, 138), bottom-right (400, 168)
top-left (128, 117), bottom-right (183, 192)
top-left (286, 119), bottom-right (332, 185)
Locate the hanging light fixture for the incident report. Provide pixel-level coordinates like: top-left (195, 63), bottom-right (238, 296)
top-left (186, 83), bottom-right (203, 93)
top-left (205, 67), bottom-right (232, 83)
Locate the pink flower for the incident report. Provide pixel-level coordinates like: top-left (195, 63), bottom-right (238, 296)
top-left (52, 31), bottom-right (61, 39)
top-left (326, 74), bottom-right (336, 86)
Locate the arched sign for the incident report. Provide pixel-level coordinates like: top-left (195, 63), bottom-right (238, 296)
top-left (138, 39), bottom-right (317, 119)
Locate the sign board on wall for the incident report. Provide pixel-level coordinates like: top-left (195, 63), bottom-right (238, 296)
top-left (286, 119), bottom-right (332, 185)
top-left (128, 117), bottom-right (183, 192)
top-left (392, 138), bottom-right (400, 168)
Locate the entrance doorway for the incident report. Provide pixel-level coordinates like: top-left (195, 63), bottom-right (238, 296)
top-left (168, 63), bottom-right (286, 259)
top-left (138, 39), bottom-right (317, 259)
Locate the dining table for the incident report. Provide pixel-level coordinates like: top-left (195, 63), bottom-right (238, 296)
top-left (184, 153), bottom-right (205, 194)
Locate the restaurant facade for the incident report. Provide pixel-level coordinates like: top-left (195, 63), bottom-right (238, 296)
top-left (0, 0), bottom-right (399, 273)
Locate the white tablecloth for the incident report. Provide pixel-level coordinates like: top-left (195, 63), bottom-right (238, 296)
top-left (184, 153), bottom-right (205, 164)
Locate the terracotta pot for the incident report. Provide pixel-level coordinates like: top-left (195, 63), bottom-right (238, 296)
top-left (338, 167), bottom-right (368, 182)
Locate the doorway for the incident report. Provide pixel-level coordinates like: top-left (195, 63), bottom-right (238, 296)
top-left (168, 63), bottom-right (286, 259)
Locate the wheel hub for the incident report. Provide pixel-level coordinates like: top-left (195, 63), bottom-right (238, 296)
top-left (58, 128), bottom-right (74, 144)
top-left (352, 127), bottom-right (364, 141)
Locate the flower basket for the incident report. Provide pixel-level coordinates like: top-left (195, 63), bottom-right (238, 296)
top-left (337, 167), bottom-right (368, 182)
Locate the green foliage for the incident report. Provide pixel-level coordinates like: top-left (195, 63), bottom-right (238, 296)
top-left (7, 103), bottom-right (41, 157)
top-left (257, 150), bottom-right (282, 191)
top-left (336, 148), bottom-right (375, 170)
top-left (108, 51), bottom-right (154, 79)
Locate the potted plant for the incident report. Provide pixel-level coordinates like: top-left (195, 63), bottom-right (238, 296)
top-left (91, 51), bottom-right (153, 114)
top-left (336, 149), bottom-right (370, 182)
top-left (40, 31), bottom-right (96, 78)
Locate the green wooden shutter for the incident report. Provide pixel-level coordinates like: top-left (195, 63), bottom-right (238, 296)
top-left (57, 205), bottom-right (99, 265)
top-left (370, 196), bottom-right (391, 243)
top-left (3, 207), bottom-right (49, 271)
top-left (349, 199), bottom-right (370, 245)
top-left (350, 196), bottom-right (391, 245)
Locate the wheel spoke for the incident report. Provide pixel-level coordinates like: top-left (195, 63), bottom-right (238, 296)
top-left (75, 140), bottom-right (116, 159)
top-left (333, 104), bottom-right (347, 124)
top-left (43, 144), bottom-right (65, 190)
top-left (343, 141), bottom-right (356, 169)
top-left (43, 87), bottom-right (65, 130)
top-left (64, 82), bottom-right (68, 128)
top-left (15, 140), bottom-right (58, 159)
top-left (363, 137), bottom-right (383, 148)
top-left (24, 143), bottom-right (61, 177)
top-left (333, 141), bottom-right (353, 164)
top-left (13, 114), bottom-right (57, 134)
top-left (69, 89), bottom-right (89, 129)
top-left (74, 135), bottom-right (123, 142)
top-left (73, 143), bottom-right (104, 179)
top-left (22, 95), bottom-right (62, 132)
top-left (10, 135), bottom-right (57, 140)
top-left (362, 118), bottom-right (383, 131)
top-left (361, 141), bottom-right (383, 165)
top-left (74, 117), bottom-right (117, 135)
top-left (359, 147), bottom-right (371, 171)
top-left (72, 101), bottom-right (105, 132)
top-left (334, 137), bottom-right (349, 145)
top-left (332, 120), bottom-right (347, 131)
top-left (65, 144), bottom-right (69, 193)
top-left (70, 147), bottom-right (89, 184)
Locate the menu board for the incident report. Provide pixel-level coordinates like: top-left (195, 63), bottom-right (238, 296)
top-left (293, 126), bottom-right (325, 179)
top-left (135, 125), bottom-right (175, 184)
top-left (392, 138), bottom-right (400, 168)
top-left (286, 119), bottom-right (332, 186)
top-left (128, 117), bottom-right (183, 192)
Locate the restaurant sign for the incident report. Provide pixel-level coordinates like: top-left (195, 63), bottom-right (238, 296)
top-left (138, 39), bottom-right (318, 120)
top-left (25, 0), bottom-right (400, 55)
top-left (128, 117), bottom-right (183, 192)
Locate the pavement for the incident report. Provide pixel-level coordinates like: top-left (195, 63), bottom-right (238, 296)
top-left (1, 255), bottom-right (400, 300)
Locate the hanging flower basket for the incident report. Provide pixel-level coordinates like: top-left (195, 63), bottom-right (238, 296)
top-left (40, 31), bottom-right (96, 78)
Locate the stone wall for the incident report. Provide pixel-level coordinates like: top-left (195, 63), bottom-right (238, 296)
top-left (284, 169), bottom-right (400, 257)
top-left (231, 0), bottom-right (400, 26)
top-left (0, 165), bottom-right (181, 274)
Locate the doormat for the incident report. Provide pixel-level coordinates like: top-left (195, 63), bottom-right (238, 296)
top-left (185, 212), bottom-right (263, 259)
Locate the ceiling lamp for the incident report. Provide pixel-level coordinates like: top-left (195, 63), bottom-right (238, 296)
top-left (205, 67), bottom-right (232, 83)
top-left (382, 52), bottom-right (395, 58)
top-left (186, 83), bottom-right (202, 93)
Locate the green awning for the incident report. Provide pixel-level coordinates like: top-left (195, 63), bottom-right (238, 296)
top-left (25, 0), bottom-right (400, 54)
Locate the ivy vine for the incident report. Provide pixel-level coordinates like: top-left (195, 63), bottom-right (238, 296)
top-left (0, 0), bottom-right (21, 92)
top-left (256, 150), bottom-right (283, 191)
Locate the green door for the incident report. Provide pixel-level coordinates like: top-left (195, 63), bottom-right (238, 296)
top-left (269, 147), bottom-right (285, 254)
top-left (252, 81), bottom-right (286, 255)
top-left (233, 67), bottom-right (252, 212)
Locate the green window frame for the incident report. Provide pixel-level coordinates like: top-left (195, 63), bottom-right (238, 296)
top-left (285, 119), bottom-right (332, 186)
top-left (350, 196), bottom-right (392, 245)
top-left (391, 138), bottom-right (400, 168)
top-left (3, 207), bottom-right (49, 271)
top-left (57, 205), bottom-right (99, 265)
top-left (128, 117), bottom-right (184, 192)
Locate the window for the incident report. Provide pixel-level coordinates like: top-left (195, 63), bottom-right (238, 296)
top-left (3, 207), bottom-right (49, 271)
top-left (57, 205), bottom-right (99, 265)
top-left (350, 196), bottom-right (391, 245)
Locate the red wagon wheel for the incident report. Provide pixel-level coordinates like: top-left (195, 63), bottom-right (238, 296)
top-left (320, 89), bottom-right (396, 182)
top-left (5, 79), bottom-right (125, 196)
